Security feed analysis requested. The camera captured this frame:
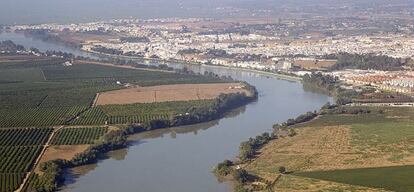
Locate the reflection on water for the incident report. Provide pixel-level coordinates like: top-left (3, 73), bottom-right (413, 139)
top-left (128, 120), bottom-right (220, 141)
top-left (128, 105), bottom-right (246, 141)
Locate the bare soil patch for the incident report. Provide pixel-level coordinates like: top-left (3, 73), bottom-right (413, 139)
top-left (293, 59), bottom-right (337, 70)
top-left (95, 83), bottom-right (249, 105)
top-left (35, 145), bottom-right (89, 173)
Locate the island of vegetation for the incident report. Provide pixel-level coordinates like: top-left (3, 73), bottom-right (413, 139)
top-left (0, 41), bottom-right (258, 192)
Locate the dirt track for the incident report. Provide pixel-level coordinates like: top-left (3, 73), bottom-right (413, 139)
top-left (95, 83), bottom-right (249, 105)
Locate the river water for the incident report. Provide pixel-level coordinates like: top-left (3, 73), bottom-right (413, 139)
top-left (0, 32), bottom-right (332, 192)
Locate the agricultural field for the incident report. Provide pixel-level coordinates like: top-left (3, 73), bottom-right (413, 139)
top-left (43, 62), bottom-right (226, 86)
top-left (22, 173), bottom-right (51, 192)
top-left (71, 108), bottom-right (108, 125)
top-left (0, 57), bottom-right (64, 70)
top-left (0, 57), bottom-right (228, 128)
top-left (0, 128), bottom-right (53, 146)
top-left (273, 174), bottom-right (387, 192)
top-left (243, 106), bottom-right (414, 191)
top-left (0, 173), bottom-right (25, 192)
top-left (0, 128), bottom-right (52, 192)
top-left (95, 83), bottom-right (248, 105)
top-left (72, 100), bottom-right (214, 125)
top-left (50, 127), bottom-right (108, 145)
top-left (0, 55), bottom-right (238, 191)
top-left (0, 68), bottom-right (45, 82)
top-left (0, 107), bottom-right (87, 128)
top-left (295, 165), bottom-right (414, 192)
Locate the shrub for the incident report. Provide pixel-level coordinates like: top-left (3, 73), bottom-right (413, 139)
top-left (233, 169), bottom-right (250, 184)
top-left (214, 160), bottom-right (233, 176)
top-left (279, 166), bottom-right (287, 174)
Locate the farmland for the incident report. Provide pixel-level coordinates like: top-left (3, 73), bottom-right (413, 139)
top-left (50, 127), bottom-right (108, 145)
top-left (0, 57), bottom-right (230, 128)
top-left (242, 106), bottom-right (414, 191)
top-left (0, 128), bottom-right (52, 146)
top-left (95, 83), bottom-right (249, 105)
top-left (0, 53), bottom-right (254, 191)
top-left (0, 173), bottom-right (25, 192)
top-left (0, 128), bottom-right (52, 192)
top-left (295, 165), bottom-right (414, 192)
top-left (71, 100), bottom-right (215, 125)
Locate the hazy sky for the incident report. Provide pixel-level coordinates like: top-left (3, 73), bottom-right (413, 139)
top-left (0, 0), bottom-right (234, 24)
top-left (1, 0), bottom-right (411, 25)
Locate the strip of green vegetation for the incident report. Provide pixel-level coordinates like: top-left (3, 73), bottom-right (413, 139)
top-left (100, 100), bottom-right (212, 116)
top-left (0, 58), bottom-right (64, 69)
top-left (51, 127), bottom-right (108, 145)
top-left (71, 100), bottom-right (214, 126)
top-left (294, 165), bottom-right (414, 192)
top-left (0, 68), bottom-right (45, 82)
top-left (0, 107), bottom-right (86, 128)
top-left (42, 63), bottom-right (226, 86)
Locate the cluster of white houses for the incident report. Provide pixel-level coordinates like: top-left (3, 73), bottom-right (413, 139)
top-left (332, 70), bottom-right (414, 94)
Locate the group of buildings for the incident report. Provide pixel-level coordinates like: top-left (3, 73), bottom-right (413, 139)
top-left (10, 19), bottom-right (414, 94)
top-left (331, 70), bottom-right (414, 94)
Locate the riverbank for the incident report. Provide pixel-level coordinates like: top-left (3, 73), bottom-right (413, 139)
top-left (234, 104), bottom-right (414, 192)
top-left (23, 85), bottom-right (258, 191)
top-left (221, 74), bottom-right (414, 191)
top-left (83, 49), bottom-right (303, 82)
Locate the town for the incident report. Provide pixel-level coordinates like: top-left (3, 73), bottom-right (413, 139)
top-left (6, 16), bottom-right (414, 95)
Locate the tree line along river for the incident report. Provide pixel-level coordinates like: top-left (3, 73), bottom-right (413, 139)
top-left (0, 32), bottom-right (332, 192)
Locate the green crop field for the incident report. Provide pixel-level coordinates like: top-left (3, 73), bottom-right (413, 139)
top-left (71, 100), bottom-right (214, 125)
top-left (294, 165), bottom-right (414, 192)
top-left (0, 107), bottom-right (87, 128)
top-left (42, 63), bottom-right (225, 86)
top-left (0, 59), bottom-right (226, 128)
top-left (0, 173), bottom-right (25, 192)
top-left (0, 128), bottom-right (52, 192)
top-left (108, 114), bottom-right (170, 124)
top-left (100, 100), bottom-right (213, 117)
top-left (0, 56), bottom-right (230, 191)
top-left (0, 58), bottom-right (64, 70)
top-left (0, 68), bottom-right (45, 82)
top-left (71, 108), bottom-right (108, 125)
top-left (0, 128), bottom-right (53, 146)
top-left (0, 146), bottom-right (43, 173)
top-left (51, 127), bottom-right (108, 145)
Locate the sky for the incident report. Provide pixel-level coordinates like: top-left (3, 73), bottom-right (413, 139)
top-left (0, 0), bottom-right (232, 24)
top-left (0, 0), bottom-right (411, 25)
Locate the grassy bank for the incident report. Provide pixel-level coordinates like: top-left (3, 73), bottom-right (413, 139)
top-left (234, 105), bottom-right (414, 191)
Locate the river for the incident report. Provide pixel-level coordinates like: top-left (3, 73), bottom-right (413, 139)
top-left (0, 32), bottom-right (332, 192)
